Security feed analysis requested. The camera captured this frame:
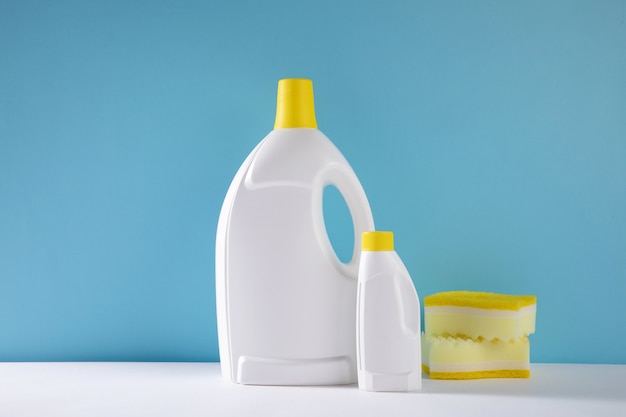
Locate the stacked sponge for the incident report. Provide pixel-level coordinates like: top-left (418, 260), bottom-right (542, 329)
top-left (422, 291), bottom-right (536, 380)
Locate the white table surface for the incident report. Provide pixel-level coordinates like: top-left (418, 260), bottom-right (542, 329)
top-left (0, 362), bottom-right (624, 417)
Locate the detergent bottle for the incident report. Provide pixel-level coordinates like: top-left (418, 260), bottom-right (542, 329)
top-left (357, 231), bottom-right (421, 391)
top-left (215, 78), bottom-right (375, 385)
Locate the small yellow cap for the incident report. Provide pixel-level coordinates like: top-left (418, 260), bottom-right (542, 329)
top-left (274, 78), bottom-right (318, 129)
top-left (362, 231), bottom-right (394, 251)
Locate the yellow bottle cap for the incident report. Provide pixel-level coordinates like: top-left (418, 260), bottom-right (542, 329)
top-left (362, 231), bottom-right (394, 251)
top-left (274, 78), bottom-right (318, 129)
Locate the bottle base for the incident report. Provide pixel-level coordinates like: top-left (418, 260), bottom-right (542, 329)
top-left (358, 370), bottom-right (422, 392)
top-left (236, 355), bottom-right (356, 386)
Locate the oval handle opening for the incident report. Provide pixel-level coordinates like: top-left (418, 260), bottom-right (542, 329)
top-left (322, 184), bottom-right (355, 264)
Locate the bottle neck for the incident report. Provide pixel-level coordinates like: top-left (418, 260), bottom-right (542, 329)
top-left (274, 78), bottom-right (318, 129)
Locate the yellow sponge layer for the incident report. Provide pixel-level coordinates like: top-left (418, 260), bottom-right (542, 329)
top-left (424, 291), bottom-right (536, 341)
top-left (422, 334), bottom-right (530, 380)
top-left (424, 291), bottom-right (536, 310)
top-left (422, 365), bottom-right (530, 380)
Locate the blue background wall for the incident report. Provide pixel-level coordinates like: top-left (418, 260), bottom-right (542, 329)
top-left (1, 0), bottom-right (624, 363)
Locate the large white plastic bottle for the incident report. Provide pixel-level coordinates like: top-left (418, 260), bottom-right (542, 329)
top-left (357, 231), bottom-right (421, 391)
top-left (215, 78), bottom-right (375, 385)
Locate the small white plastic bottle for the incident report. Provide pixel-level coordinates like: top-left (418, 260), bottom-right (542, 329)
top-left (357, 231), bottom-right (422, 391)
top-left (216, 79), bottom-right (375, 385)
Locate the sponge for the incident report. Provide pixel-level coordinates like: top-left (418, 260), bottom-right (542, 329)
top-left (422, 335), bottom-right (530, 380)
top-left (422, 291), bottom-right (536, 380)
top-left (424, 291), bottom-right (536, 341)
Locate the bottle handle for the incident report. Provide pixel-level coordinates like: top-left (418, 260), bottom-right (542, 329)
top-left (394, 270), bottom-right (421, 337)
top-left (313, 164), bottom-right (375, 279)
